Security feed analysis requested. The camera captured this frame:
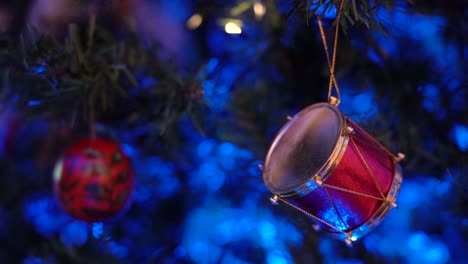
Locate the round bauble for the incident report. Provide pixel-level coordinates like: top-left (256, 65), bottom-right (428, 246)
top-left (53, 138), bottom-right (134, 222)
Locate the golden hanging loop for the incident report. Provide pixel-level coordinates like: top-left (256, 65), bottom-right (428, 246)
top-left (316, 0), bottom-right (345, 106)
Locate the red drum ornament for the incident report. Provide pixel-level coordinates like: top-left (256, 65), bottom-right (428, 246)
top-left (263, 100), bottom-right (404, 245)
top-left (53, 138), bottom-right (134, 222)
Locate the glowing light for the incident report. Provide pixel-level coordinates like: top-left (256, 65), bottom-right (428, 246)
top-left (225, 22), bottom-right (242, 34)
top-left (187, 14), bottom-right (203, 29)
top-left (351, 91), bottom-right (377, 120)
top-left (205, 58), bottom-right (219, 74)
top-left (121, 144), bottom-right (137, 157)
top-left (197, 139), bottom-right (216, 157)
top-left (32, 61), bottom-right (46, 74)
top-left (254, 2), bottom-right (266, 18)
top-left (218, 142), bottom-right (235, 156)
top-left (259, 221), bottom-right (276, 247)
top-left (92, 222), bottom-right (104, 239)
top-left (134, 156), bottom-right (179, 199)
top-left (22, 257), bottom-right (44, 264)
top-left (60, 221), bottom-right (89, 246)
top-left (408, 232), bottom-right (430, 250)
top-left (267, 253), bottom-right (288, 264)
top-left (140, 77), bottom-right (156, 89)
top-left (28, 100), bottom-right (41, 106)
top-left (452, 124), bottom-right (468, 151)
top-left (24, 197), bottom-right (69, 237)
top-left (419, 84), bottom-right (440, 113)
top-left (156, 172), bottom-right (181, 198)
top-left (53, 159), bottom-right (64, 182)
top-left (108, 241), bottom-right (129, 258)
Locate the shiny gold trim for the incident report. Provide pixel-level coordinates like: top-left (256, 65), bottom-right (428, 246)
top-left (270, 194), bottom-right (279, 205)
top-left (396, 153), bottom-right (405, 163)
top-left (263, 102), bottom-right (347, 197)
top-left (329, 96), bottom-right (339, 106)
top-left (277, 103), bottom-right (349, 198)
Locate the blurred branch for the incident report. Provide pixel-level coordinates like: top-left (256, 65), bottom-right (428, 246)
top-left (0, 0), bottom-right (34, 35)
top-left (3, 15), bottom-right (202, 133)
top-left (298, 0), bottom-right (404, 30)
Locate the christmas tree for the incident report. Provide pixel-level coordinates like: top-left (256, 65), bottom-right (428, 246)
top-left (0, 0), bottom-right (466, 263)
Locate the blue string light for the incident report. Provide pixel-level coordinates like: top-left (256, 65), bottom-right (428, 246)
top-left (23, 196), bottom-right (70, 238)
top-left (91, 222), bottom-right (104, 239)
top-left (21, 257), bottom-right (44, 264)
top-left (60, 221), bottom-right (89, 246)
top-left (451, 124), bottom-right (468, 152)
top-left (181, 201), bottom-right (301, 263)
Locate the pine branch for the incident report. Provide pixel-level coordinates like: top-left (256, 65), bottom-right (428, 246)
top-left (3, 16), bottom-right (203, 133)
top-left (301, 0), bottom-right (405, 30)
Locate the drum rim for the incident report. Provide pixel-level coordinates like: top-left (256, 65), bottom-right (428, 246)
top-left (263, 102), bottom-right (347, 196)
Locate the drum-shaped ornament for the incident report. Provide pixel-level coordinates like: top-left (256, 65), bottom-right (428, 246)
top-left (263, 101), bottom-right (403, 245)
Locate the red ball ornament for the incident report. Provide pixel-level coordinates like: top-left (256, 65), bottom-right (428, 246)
top-left (53, 138), bottom-right (134, 222)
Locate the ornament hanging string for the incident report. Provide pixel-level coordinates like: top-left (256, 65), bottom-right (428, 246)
top-left (88, 98), bottom-right (96, 139)
top-left (316, 0), bottom-right (345, 106)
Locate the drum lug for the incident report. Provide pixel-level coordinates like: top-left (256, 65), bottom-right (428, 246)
top-left (313, 175), bottom-right (323, 186)
top-left (395, 152), bottom-right (405, 163)
top-left (258, 163), bottom-right (264, 171)
top-left (345, 235), bottom-right (353, 247)
top-left (385, 197), bottom-right (398, 208)
top-left (270, 195), bottom-right (280, 205)
top-left (287, 116), bottom-right (292, 121)
top-left (346, 126), bottom-right (355, 135)
top-left (329, 96), bottom-right (339, 106)
top-left (345, 238), bottom-right (352, 246)
top-left (344, 233), bottom-right (355, 247)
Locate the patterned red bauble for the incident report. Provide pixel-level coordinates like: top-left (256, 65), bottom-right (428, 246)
top-left (53, 138), bottom-right (134, 222)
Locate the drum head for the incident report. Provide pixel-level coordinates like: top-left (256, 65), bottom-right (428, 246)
top-left (263, 103), bottom-right (343, 194)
